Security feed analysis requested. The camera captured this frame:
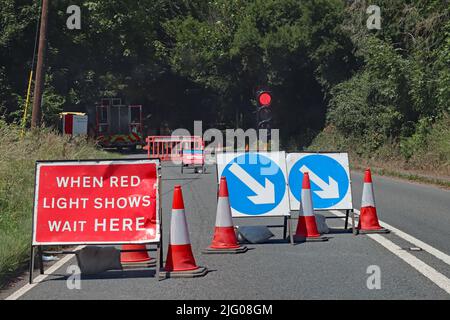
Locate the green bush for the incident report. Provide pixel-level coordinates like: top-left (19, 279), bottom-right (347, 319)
top-left (308, 115), bottom-right (449, 175)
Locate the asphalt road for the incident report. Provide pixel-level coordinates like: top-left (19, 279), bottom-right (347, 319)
top-left (351, 171), bottom-right (450, 256)
top-left (5, 155), bottom-right (450, 300)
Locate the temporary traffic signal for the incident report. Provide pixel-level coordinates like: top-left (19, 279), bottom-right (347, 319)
top-left (256, 90), bottom-right (272, 131)
top-left (258, 91), bottom-right (272, 106)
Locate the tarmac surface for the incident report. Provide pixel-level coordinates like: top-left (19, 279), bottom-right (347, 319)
top-left (5, 156), bottom-right (450, 300)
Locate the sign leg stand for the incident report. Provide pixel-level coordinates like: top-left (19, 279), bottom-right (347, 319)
top-left (289, 217), bottom-right (294, 245)
top-left (352, 209), bottom-right (357, 235)
top-left (38, 246), bottom-right (44, 275)
top-left (156, 206), bottom-right (163, 281)
top-left (283, 216), bottom-right (287, 240)
top-left (344, 210), bottom-right (349, 230)
top-left (156, 243), bottom-right (161, 280)
top-left (29, 246), bottom-right (35, 284)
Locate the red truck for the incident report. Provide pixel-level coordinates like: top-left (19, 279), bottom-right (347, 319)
top-left (95, 98), bottom-right (144, 150)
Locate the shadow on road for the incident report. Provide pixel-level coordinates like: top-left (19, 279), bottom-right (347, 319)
top-left (42, 269), bottom-right (157, 282)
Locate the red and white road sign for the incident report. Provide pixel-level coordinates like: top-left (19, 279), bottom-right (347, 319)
top-left (32, 159), bottom-right (160, 245)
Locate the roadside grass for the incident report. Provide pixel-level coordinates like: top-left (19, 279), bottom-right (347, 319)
top-left (0, 121), bottom-right (115, 287)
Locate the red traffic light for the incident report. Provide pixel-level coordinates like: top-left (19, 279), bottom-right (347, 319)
top-left (258, 91), bottom-right (272, 106)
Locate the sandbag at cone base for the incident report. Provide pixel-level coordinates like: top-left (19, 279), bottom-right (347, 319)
top-left (161, 185), bottom-right (207, 278)
top-left (203, 176), bottom-right (248, 254)
top-left (120, 244), bottom-right (155, 267)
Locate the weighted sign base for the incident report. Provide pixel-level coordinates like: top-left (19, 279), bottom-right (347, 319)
top-left (294, 235), bottom-right (329, 243)
top-left (202, 246), bottom-right (248, 254)
top-left (357, 228), bottom-right (390, 235)
top-left (159, 266), bottom-right (208, 279)
top-left (121, 259), bottom-right (157, 269)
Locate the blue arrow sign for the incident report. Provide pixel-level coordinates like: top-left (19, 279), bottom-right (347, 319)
top-left (288, 154), bottom-right (350, 209)
top-left (221, 153), bottom-right (287, 216)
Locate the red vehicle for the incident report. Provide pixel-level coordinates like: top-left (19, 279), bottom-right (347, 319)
top-left (144, 136), bottom-right (206, 173)
top-left (95, 98), bottom-right (144, 150)
top-left (181, 147), bottom-right (205, 174)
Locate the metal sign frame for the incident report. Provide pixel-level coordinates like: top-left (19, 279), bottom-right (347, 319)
top-left (29, 158), bottom-right (164, 283)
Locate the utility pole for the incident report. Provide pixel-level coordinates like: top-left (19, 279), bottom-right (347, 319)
top-left (31, 0), bottom-right (49, 128)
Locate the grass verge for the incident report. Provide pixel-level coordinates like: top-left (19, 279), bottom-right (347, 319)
top-left (0, 121), bottom-right (115, 287)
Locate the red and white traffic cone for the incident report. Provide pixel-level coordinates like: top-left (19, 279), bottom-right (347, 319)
top-left (294, 172), bottom-right (328, 242)
top-left (357, 169), bottom-right (389, 234)
top-left (120, 244), bottom-right (155, 268)
top-left (161, 185), bottom-right (208, 278)
top-left (203, 177), bottom-right (248, 254)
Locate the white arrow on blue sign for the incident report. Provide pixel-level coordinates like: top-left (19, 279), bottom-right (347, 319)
top-left (286, 153), bottom-right (353, 210)
top-left (216, 152), bottom-right (290, 217)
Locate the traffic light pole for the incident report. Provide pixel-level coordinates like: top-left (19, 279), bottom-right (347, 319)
top-left (255, 89), bottom-right (272, 151)
top-left (31, 0), bottom-right (49, 128)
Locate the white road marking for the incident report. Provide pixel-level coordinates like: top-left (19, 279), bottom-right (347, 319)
top-left (331, 209), bottom-right (450, 266)
top-left (5, 246), bottom-right (84, 300)
top-left (367, 234), bottom-right (450, 294)
top-left (330, 209), bottom-right (450, 295)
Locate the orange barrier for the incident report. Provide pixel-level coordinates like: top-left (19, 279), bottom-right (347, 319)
top-left (144, 136), bottom-right (204, 161)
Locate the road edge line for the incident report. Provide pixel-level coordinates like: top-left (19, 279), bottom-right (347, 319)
top-left (367, 234), bottom-right (450, 295)
top-left (329, 210), bottom-right (450, 295)
top-left (331, 209), bottom-right (450, 266)
top-left (4, 245), bottom-right (84, 300)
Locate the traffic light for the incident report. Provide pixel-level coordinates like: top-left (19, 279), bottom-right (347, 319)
top-left (256, 90), bottom-right (272, 131)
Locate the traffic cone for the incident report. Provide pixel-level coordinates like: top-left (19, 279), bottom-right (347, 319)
top-left (120, 244), bottom-right (155, 268)
top-left (160, 185), bottom-right (208, 278)
top-left (357, 169), bottom-right (389, 234)
top-left (203, 177), bottom-right (248, 254)
top-left (294, 172), bottom-right (328, 242)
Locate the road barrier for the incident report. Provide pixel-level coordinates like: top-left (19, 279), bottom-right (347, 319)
top-left (203, 177), bottom-right (248, 254)
top-left (293, 172), bottom-right (328, 242)
top-left (29, 159), bottom-right (163, 283)
top-left (160, 185), bottom-right (208, 278)
top-left (356, 168), bottom-right (390, 234)
top-left (144, 136), bottom-right (204, 162)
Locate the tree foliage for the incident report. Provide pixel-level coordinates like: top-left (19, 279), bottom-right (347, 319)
top-left (0, 0), bottom-right (448, 162)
